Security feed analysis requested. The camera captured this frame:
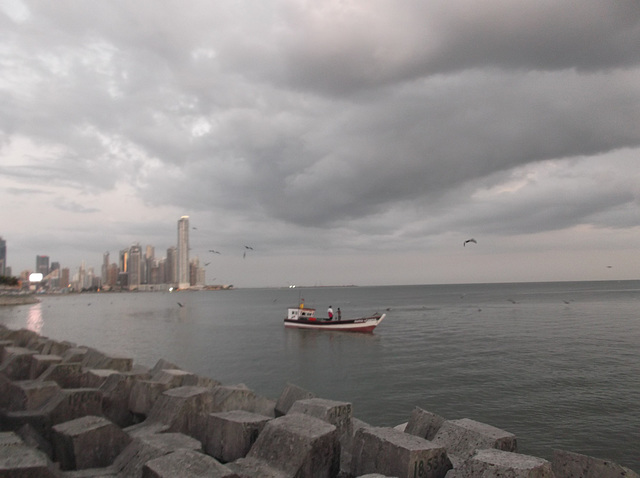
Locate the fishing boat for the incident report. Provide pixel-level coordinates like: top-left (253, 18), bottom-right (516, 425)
top-left (284, 307), bottom-right (385, 333)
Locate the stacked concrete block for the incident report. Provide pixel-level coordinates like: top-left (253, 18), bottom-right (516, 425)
top-left (112, 432), bottom-right (203, 477)
top-left (51, 415), bottom-right (131, 470)
top-left (552, 449), bottom-right (640, 478)
top-left (274, 382), bottom-right (315, 417)
top-left (0, 431), bottom-right (59, 477)
top-left (351, 426), bottom-right (452, 478)
top-left (4, 379), bottom-right (61, 411)
top-left (99, 371), bottom-right (148, 428)
top-left (2, 388), bottom-right (104, 440)
top-left (39, 339), bottom-right (76, 357)
top-left (128, 386), bottom-right (214, 443)
top-left (29, 354), bottom-right (63, 379)
top-left (210, 384), bottom-right (275, 417)
top-left (129, 368), bottom-right (198, 417)
top-left (80, 348), bottom-right (133, 373)
top-left (405, 407), bottom-right (446, 441)
top-left (0, 346), bottom-right (38, 380)
top-left (229, 413), bottom-right (340, 478)
top-left (205, 410), bottom-right (271, 463)
top-left (432, 418), bottom-right (517, 462)
top-left (37, 362), bottom-right (84, 389)
top-left (79, 369), bottom-right (120, 389)
top-left (61, 347), bottom-right (89, 364)
top-left (142, 448), bottom-right (239, 478)
top-left (446, 449), bottom-right (553, 477)
top-left (288, 397), bottom-right (354, 473)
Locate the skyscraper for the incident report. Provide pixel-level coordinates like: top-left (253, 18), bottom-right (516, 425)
top-left (166, 246), bottom-right (177, 285)
top-left (36, 255), bottom-right (49, 276)
top-left (177, 216), bottom-right (190, 289)
top-left (0, 237), bottom-right (6, 276)
top-left (102, 252), bottom-right (109, 284)
top-left (128, 244), bottom-right (142, 290)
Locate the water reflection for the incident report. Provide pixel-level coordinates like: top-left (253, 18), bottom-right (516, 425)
top-left (26, 303), bottom-right (43, 334)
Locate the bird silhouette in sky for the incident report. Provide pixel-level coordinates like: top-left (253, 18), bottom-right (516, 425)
top-left (209, 250), bottom-right (221, 254)
top-left (463, 238), bottom-right (477, 247)
top-left (204, 262), bottom-right (211, 266)
top-left (177, 302), bottom-right (184, 307)
top-left (244, 245), bottom-right (254, 250)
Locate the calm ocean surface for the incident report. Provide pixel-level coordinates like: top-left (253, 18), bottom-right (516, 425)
top-left (1, 280), bottom-right (638, 470)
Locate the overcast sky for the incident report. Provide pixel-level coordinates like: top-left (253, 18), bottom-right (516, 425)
top-left (1, 0), bottom-right (639, 288)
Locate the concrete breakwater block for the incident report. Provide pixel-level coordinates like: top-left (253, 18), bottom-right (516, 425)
top-left (99, 371), bottom-right (148, 428)
top-left (112, 432), bottom-right (203, 477)
top-left (62, 347), bottom-right (89, 364)
top-left (405, 407), bottom-right (446, 441)
top-left (0, 431), bottom-right (59, 477)
top-left (2, 388), bottom-right (103, 438)
top-left (79, 348), bottom-right (132, 373)
top-left (142, 448), bottom-right (239, 478)
top-left (274, 382), bottom-right (315, 417)
top-left (210, 384), bottom-right (275, 417)
top-left (0, 346), bottom-right (38, 380)
top-left (128, 386), bottom-right (214, 443)
top-left (446, 448), bottom-right (553, 477)
top-left (228, 412), bottom-right (340, 478)
top-left (51, 415), bottom-right (131, 470)
top-left (205, 410), bottom-right (271, 463)
top-left (432, 418), bottom-right (517, 460)
top-left (4, 379), bottom-right (60, 412)
top-left (552, 449), bottom-right (640, 478)
top-left (37, 362), bottom-right (83, 389)
top-left (289, 398), bottom-right (353, 440)
top-left (29, 354), bottom-right (63, 379)
top-left (128, 368), bottom-right (199, 416)
top-left (351, 426), bottom-right (452, 478)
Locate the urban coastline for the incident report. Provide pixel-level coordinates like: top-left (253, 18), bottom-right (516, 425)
top-left (0, 216), bottom-right (233, 297)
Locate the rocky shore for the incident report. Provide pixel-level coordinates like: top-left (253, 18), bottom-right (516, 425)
top-left (0, 324), bottom-right (637, 477)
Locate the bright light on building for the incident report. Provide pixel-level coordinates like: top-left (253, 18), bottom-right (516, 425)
top-left (29, 273), bottom-right (43, 282)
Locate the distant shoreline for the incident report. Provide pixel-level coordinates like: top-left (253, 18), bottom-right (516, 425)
top-left (0, 292), bottom-right (40, 306)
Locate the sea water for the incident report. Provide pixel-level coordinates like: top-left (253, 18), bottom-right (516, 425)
top-left (1, 280), bottom-right (638, 470)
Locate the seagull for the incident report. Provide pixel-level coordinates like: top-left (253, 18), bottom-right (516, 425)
top-left (177, 302), bottom-right (184, 307)
top-left (244, 245), bottom-right (254, 250)
top-left (209, 250), bottom-right (221, 254)
top-left (463, 238), bottom-right (477, 247)
top-left (204, 262), bottom-right (211, 266)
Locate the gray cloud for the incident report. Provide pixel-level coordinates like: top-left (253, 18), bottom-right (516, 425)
top-left (1, 1), bottom-right (639, 284)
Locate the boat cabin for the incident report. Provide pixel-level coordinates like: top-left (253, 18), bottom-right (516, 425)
top-left (287, 307), bottom-right (317, 321)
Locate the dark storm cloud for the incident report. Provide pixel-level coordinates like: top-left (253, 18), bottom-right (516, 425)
top-left (1, 0), bottom-right (639, 278)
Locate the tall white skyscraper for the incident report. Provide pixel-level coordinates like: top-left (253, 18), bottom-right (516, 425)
top-left (177, 216), bottom-right (190, 289)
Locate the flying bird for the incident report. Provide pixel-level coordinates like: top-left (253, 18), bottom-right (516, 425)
top-left (177, 302), bottom-right (184, 307)
top-left (208, 250), bottom-right (221, 254)
top-left (204, 262), bottom-right (211, 266)
top-left (244, 245), bottom-right (254, 250)
top-left (463, 238), bottom-right (477, 247)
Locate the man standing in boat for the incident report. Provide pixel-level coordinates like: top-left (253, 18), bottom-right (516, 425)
top-left (337, 308), bottom-right (342, 320)
top-left (327, 305), bottom-right (334, 320)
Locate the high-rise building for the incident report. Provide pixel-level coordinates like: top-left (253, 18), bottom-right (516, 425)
top-left (60, 268), bottom-right (70, 289)
top-left (166, 246), bottom-right (177, 284)
top-left (102, 252), bottom-right (110, 284)
top-left (0, 237), bottom-right (6, 276)
top-left (128, 244), bottom-right (142, 290)
top-left (177, 216), bottom-right (190, 289)
top-left (36, 255), bottom-right (49, 276)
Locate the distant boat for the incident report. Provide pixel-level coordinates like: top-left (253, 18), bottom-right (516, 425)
top-left (284, 307), bottom-right (385, 333)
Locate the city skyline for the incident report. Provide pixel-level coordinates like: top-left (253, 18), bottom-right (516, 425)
top-left (1, 2), bottom-right (639, 288)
